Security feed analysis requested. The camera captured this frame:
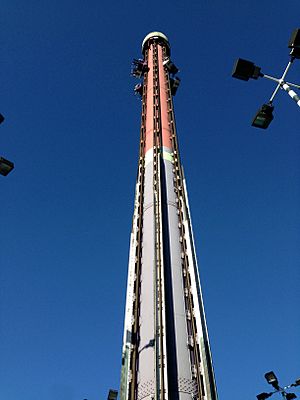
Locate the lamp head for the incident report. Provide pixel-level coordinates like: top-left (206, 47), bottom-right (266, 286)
top-left (252, 103), bottom-right (274, 129)
top-left (292, 379), bottom-right (300, 387)
top-left (232, 58), bottom-right (262, 81)
top-left (107, 389), bottom-right (118, 400)
top-left (288, 29), bottom-right (300, 58)
top-left (286, 394), bottom-right (297, 400)
top-left (257, 393), bottom-right (273, 400)
top-left (0, 156), bottom-right (14, 176)
top-left (264, 371), bottom-right (279, 389)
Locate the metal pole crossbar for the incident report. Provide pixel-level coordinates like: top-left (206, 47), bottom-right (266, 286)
top-left (281, 83), bottom-right (300, 107)
top-left (268, 60), bottom-right (294, 103)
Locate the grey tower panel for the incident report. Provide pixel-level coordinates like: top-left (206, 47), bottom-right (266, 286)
top-left (163, 159), bottom-right (195, 400)
top-left (137, 162), bottom-right (155, 400)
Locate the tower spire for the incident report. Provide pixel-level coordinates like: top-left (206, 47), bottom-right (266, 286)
top-left (120, 32), bottom-right (218, 400)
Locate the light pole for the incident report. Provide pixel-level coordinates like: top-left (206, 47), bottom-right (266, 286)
top-left (256, 371), bottom-right (300, 400)
top-left (0, 114), bottom-right (14, 176)
top-left (232, 28), bottom-right (300, 129)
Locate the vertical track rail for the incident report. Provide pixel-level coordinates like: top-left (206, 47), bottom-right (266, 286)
top-left (161, 47), bottom-right (205, 400)
top-left (152, 42), bottom-right (167, 400)
top-left (128, 49), bottom-right (149, 400)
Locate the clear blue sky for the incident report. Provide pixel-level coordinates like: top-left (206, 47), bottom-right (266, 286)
top-left (1, 1), bottom-right (299, 399)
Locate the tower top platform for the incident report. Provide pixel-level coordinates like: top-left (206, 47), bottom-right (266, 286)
top-left (141, 31), bottom-right (170, 55)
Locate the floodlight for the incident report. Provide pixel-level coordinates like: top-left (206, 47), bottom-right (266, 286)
top-left (289, 29), bottom-right (300, 47)
top-left (286, 393), bottom-right (297, 400)
top-left (257, 392), bottom-right (272, 400)
top-left (292, 378), bottom-right (300, 387)
top-left (232, 58), bottom-right (262, 81)
top-left (288, 29), bottom-right (300, 58)
top-left (0, 113), bottom-right (4, 124)
top-left (265, 371), bottom-right (279, 389)
top-left (0, 156), bottom-right (14, 176)
top-left (252, 103), bottom-right (274, 129)
top-left (107, 389), bottom-right (118, 400)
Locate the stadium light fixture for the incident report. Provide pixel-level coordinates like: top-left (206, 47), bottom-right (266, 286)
top-left (265, 371), bottom-right (280, 389)
top-left (232, 58), bottom-right (262, 81)
top-left (0, 156), bottom-right (14, 176)
top-left (291, 379), bottom-right (300, 388)
top-left (288, 28), bottom-right (300, 58)
top-left (252, 103), bottom-right (274, 129)
top-left (256, 371), bottom-right (299, 400)
top-left (286, 393), bottom-right (297, 400)
top-left (107, 389), bottom-right (118, 400)
top-left (232, 28), bottom-right (300, 129)
top-left (257, 392), bottom-right (273, 400)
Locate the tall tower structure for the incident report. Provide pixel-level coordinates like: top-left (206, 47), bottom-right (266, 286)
top-left (120, 32), bottom-right (218, 400)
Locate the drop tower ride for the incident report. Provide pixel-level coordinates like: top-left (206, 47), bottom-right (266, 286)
top-left (120, 32), bottom-right (218, 400)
